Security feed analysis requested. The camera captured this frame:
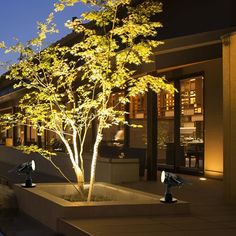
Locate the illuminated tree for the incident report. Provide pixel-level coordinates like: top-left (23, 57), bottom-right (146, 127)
top-left (0, 0), bottom-right (175, 201)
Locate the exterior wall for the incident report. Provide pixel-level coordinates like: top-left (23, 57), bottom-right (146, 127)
top-left (222, 32), bottom-right (236, 203)
top-left (159, 0), bottom-right (235, 40)
top-left (181, 59), bottom-right (223, 178)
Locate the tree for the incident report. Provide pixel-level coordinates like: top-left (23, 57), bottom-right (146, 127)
top-left (0, 0), bottom-right (175, 201)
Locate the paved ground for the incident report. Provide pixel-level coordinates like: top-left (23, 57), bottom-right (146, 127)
top-left (1, 160), bottom-right (236, 235)
top-left (59, 175), bottom-right (236, 236)
top-left (0, 161), bottom-right (63, 236)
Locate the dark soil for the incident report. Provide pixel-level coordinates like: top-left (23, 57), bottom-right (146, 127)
top-left (63, 189), bottom-right (112, 202)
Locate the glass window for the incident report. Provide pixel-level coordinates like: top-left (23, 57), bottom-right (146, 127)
top-left (180, 76), bottom-right (204, 170)
top-left (157, 84), bottom-right (175, 166)
top-left (130, 94), bottom-right (147, 148)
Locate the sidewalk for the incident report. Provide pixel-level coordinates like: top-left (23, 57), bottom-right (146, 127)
top-left (1, 158), bottom-right (236, 235)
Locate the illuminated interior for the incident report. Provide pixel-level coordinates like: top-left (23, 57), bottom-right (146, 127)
top-left (100, 75), bottom-right (204, 174)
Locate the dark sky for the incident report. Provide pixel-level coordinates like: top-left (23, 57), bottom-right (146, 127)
top-left (0, 0), bottom-right (88, 75)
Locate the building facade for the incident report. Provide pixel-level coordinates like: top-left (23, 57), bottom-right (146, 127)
top-left (1, 0), bottom-right (236, 201)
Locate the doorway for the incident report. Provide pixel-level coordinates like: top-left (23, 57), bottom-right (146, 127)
top-left (157, 75), bottom-right (204, 174)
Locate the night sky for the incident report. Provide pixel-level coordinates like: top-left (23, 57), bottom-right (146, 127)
top-left (0, 0), bottom-right (88, 75)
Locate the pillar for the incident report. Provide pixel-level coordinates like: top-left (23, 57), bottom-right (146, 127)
top-left (146, 88), bottom-right (157, 181)
top-left (12, 106), bottom-right (18, 146)
top-left (222, 32), bottom-right (236, 204)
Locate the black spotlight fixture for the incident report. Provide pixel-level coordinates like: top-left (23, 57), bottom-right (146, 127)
top-left (160, 171), bottom-right (186, 203)
top-left (16, 160), bottom-right (36, 188)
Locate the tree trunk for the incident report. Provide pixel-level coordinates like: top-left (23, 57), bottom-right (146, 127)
top-left (73, 164), bottom-right (85, 197)
top-left (87, 130), bottom-right (102, 202)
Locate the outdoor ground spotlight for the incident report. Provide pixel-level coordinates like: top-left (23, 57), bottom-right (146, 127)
top-left (160, 171), bottom-right (185, 203)
top-left (16, 160), bottom-right (36, 188)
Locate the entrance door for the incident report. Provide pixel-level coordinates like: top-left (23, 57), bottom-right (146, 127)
top-left (178, 76), bottom-right (204, 172)
top-left (157, 75), bottom-right (204, 174)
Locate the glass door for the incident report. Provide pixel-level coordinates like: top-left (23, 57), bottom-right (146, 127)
top-left (157, 75), bottom-right (204, 174)
top-left (179, 76), bottom-right (204, 171)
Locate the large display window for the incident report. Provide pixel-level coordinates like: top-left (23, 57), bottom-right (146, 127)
top-left (99, 75), bottom-right (204, 174)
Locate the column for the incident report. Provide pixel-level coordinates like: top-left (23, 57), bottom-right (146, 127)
top-left (146, 88), bottom-right (157, 181)
top-left (222, 32), bottom-right (236, 204)
top-left (123, 88), bottom-right (130, 150)
top-left (24, 125), bottom-right (27, 145)
top-left (174, 80), bottom-right (181, 169)
top-left (37, 122), bottom-right (42, 148)
top-left (12, 106), bottom-right (18, 146)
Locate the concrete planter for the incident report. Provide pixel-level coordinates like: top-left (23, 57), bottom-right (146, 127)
top-left (14, 183), bottom-right (189, 232)
top-left (84, 157), bottom-right (139, 183)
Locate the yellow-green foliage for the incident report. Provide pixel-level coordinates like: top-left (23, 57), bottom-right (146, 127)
top-left (0, 0), bottom-right (175, 200)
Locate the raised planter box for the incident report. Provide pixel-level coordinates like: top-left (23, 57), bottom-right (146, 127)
top-left (14, 182), bottom-right (190, 232)
top-left (84, 157), bottom-right (139, 183)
